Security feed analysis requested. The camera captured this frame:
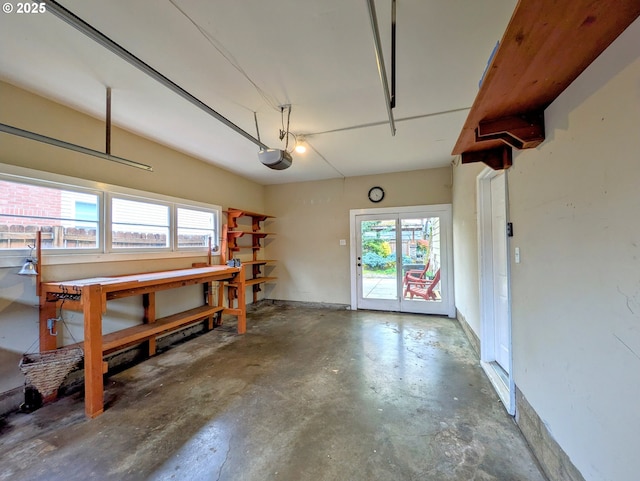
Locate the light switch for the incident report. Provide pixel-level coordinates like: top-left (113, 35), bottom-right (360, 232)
top-left (515, 247), bottom-right (520, 264)
top-left (339, 239), bottom-right (347, 246)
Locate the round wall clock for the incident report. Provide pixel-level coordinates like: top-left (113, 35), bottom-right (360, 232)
top-left (368, 186), bottom-right (385, 203)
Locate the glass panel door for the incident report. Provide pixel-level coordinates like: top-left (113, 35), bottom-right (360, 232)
top-left (400, 216), bottom-right (446, 314)
top-left (352, 205), bottom-right (453, 316)
top-left (356, 215), bottom-right (399, 311)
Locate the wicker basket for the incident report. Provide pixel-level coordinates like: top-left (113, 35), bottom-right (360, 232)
top-left (19, 348), bottom-right (84, 398)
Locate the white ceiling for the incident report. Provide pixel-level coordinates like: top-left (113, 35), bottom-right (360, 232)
top-left (0, 0), bottom-right (516, 185)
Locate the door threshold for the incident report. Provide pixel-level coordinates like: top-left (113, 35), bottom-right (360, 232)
top-left (482, 360), bottom-right (514, 415)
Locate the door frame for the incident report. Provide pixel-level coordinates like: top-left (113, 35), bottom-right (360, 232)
top-left (349, 204), bottom-right (455, 317)
top-left (477, 168), bottom-right (515, 414)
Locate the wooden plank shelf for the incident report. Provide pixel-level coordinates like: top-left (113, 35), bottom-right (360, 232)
top-left (102, 305), bottom-right (224, 353)
top-left (452, 0), bottom-right (640, 169)
top-left (224, 208), bottom-right (274, 224)
top-left (227, 230), bottom-right (275, 237)
top-left (244, 276), bottom-right (277, 287)
top-left (228, 245), bottom-right (263, 251)
top-left (241, 260), bottom-right (277, 265)
top-left (67, 305), bottom-right (225, 355)
top-left (228, 276), bottom-right (277, 287)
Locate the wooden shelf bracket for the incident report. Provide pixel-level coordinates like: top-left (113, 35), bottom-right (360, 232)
top-left (475, 111), bottom-right (545, 150)
top-left (462, 145), bottom-right (512, 171)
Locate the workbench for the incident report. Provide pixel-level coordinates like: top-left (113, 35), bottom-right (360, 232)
top-left (38, 265), bottom-right (246, 418)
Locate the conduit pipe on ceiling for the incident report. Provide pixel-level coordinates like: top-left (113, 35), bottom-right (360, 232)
top-left (0, 122), bottom-right (154, 171)
top-left (365, 0), bottom-right (396, 136)
top-left (39, 0), bottom-right (270, 151)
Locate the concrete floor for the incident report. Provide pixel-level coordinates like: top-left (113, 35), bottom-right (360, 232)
top-left (0, 302), bottom-right (547, 481)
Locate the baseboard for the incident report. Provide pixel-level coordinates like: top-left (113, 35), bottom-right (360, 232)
top-left (516, 388), bottom-right (586, 481)
top-left (256, 299), bottom-right (350, 310)
top-left (454, 308), bottom-right (584, 481)
top-left (455, 308), bottom-right (481, 355)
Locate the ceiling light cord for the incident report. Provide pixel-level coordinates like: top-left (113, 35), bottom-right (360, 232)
top-left (168, 0), bottom-right (281, 113)
top-left (307, 140), bottom-right (345, 179)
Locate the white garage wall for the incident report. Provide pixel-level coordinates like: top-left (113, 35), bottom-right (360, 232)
top-left (453, 17), bottom-right (640, 481)
top-left (452, 161), bottom-right (484, 339)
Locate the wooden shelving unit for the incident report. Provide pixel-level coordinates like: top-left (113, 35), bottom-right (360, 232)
top-left (225, 208), bottom-right (277, 303)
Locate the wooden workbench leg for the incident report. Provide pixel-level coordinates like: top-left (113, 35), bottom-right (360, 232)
top-left (217, 280), bottom-right (225, 326)
top-left (143, 292), bottom-right (157, 355)
top-left (83, 284), bottom-right (104, 418)
top-left (205, 282), bottom-right (214, 330)
top-left (236, 265), bottom-right (246, 334)
top-left (143, 292), bottom-right (156, 323)
top-left (147, 337), bottom-right (157, 357)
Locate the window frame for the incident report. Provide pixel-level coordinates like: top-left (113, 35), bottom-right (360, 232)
top-left (175, 204), bottom-right (219, 253)
top-left (107, 193), bottom-right (173, 253)
top-left (0, 175), bottom-right (104, 255)
top-left (0, 164), bottom-right (221, 267)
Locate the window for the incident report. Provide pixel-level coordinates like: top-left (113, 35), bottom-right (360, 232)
top-left (177, 207), bottom-right (217, 249)
top-left (0, 179), bottom-right (100, 251)
top-left (111, 197), bottom-right (170, 250)
top-left (0, 167), bottom-right (220, 263)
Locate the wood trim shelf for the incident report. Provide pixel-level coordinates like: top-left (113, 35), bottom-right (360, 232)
top-left (245, 276), bottom-right (277, 287)
top-left (103, 305), bottom-right (225, 352)
top-left (227, 231), bottom-right (275, 237)
top-left (224, 208), bottom-right (274, 223)
top-left (67, 305), bottom-right (225, 355)
top-left (242, 259), bottom-right (277, 265)
top-left (452, 0), bottom-right (640, 169)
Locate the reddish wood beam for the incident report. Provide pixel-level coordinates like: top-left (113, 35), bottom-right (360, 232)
top-left (452, 0), bottom-right (640, 156)
top-left (462, 145), bottom-right (513, 171)
top-left (83, 283), bottom-right (105, 418)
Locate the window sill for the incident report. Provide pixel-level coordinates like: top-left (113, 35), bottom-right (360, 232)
top-left (0, 250), bottom-right (220, 269)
